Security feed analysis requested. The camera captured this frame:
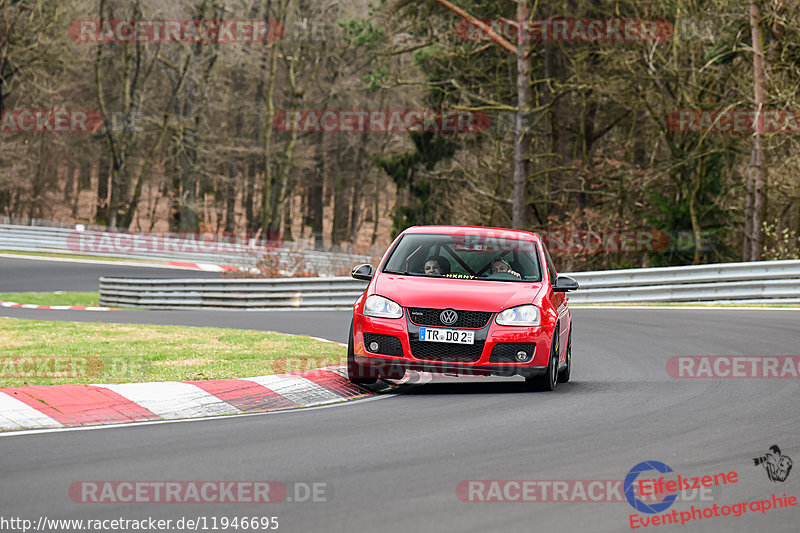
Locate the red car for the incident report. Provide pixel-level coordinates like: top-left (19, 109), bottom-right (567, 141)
top-left (348, 225), bottom-right (578, 390)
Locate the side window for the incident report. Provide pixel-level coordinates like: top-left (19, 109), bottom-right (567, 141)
top-left (542, 243), bottom-right (557, 285)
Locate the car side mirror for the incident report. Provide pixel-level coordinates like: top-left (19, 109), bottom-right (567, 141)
top-left (351, 264), bottom-right (374, 281)
top-left (553, 276), bottom-right (579, 292)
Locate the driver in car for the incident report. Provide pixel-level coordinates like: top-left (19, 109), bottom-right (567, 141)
top-left (424, 258), bottom-right (443, 276)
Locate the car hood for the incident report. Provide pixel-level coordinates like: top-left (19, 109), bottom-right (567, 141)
top-left (374, 274), bottom-right (544, 312)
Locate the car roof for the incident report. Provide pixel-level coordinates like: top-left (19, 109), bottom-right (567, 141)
top-left (401, 225), bottom-right (541, 242)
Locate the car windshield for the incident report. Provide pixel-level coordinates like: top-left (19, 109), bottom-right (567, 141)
top-left (382, 233), bottom-right (543, 282)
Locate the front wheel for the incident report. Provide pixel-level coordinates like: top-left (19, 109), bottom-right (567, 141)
top-left (525, 328), bottom-right (559, 392)
top-left (347, 322), bottom-right (377, 384)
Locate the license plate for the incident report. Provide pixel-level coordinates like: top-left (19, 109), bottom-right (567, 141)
top-left (418, 327), bottom-right (474, 345)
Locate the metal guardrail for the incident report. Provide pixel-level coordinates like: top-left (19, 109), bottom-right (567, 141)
top-left (98, 260), bottom-right (800, 309)
top-left (0, 223), bottom-right (370, 276)
top-left (99, 277), bottom-right (367, 309)
top-left (564, 260), bottom-right (800, 304)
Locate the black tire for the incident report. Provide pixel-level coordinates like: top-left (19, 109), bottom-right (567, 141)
top-left (347, 322), bottom-right (377, 384)
top-left (558, 326), bottom-right (572, 383)
top-left (525, 327), bottom-right (559, 391)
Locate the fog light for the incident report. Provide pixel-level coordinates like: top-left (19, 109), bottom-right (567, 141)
top-left (369, 341), bottom-right (380, 352)
top-left (515, 350), bottom-right (528, 362)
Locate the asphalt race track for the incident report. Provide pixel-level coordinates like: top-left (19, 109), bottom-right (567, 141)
top-left (0, 306), bottom-right (351, 341)
top-left (0, 256), bottom-right (221, 292)
top-left (0, 258), bottom-right (798, 532)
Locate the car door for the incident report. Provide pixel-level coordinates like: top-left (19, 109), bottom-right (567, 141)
top-left (541, 243), bottom-right (569, 361)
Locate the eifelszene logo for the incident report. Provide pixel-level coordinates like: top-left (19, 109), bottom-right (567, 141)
top-left (753, 445), bottom-right (793, 482)
top-left (625, 461), bottom-right (678, 514)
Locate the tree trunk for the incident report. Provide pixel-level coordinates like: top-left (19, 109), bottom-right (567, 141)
top-left (0, 0), bottom-right (8, 118)
top-left (246, 157), bottom-right (257, 231)
top-left (225, 163), bottom-right (237, 234)
top-left (543, 40), bottom-right (555, 225)
top-left (95, 144), bottom-right (111, 226)
top-left (748, 0), bottom-right (767, 261)
top-left (331, 140), bottom-right (351, 246)
top-left (512, 0), bottom-right (531, 229)
top-left (350, 132), bottom-right (369, 243)
top-left (310, 133), bottom-right (325, 250)
top-left (79, 158), bottom-right (92, 191)
top-left (269, 57), bottom-right (300, 237)
top-left (63, 163), bottom-right (75, 203)
top-left (28, 132), bottom-right (48, 219)
top-left (176, 75), bottom-right (200, 233)
top-left (349, 177), bottom-right (362, 244)
top-left (178, 125), bottom-right (199, 232)
top-left (283, 192), bottom-right (293, 241)
top-left (371, 173), bottom-right (381, 246)
top-left (260, 3), bottom-right (282, 232)
top-left (743, 152), bottom-right (754, 261)
top-left (689, 165), bottom-right (703, 265)
top-left (0, 190), bottom-right (9, 217)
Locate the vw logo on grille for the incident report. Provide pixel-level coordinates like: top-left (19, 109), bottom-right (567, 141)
top-left (440, 309), bottom-right (458, 325)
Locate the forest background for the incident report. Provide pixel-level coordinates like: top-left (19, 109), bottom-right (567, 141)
top-left (1, 0), bottom-right (798, 272)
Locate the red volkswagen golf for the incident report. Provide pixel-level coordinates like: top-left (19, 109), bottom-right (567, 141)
top-left (349, 225), bottom-right (578, 391)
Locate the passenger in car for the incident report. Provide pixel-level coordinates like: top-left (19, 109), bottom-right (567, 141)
top-left (491, 259), bottom-right (521, 278)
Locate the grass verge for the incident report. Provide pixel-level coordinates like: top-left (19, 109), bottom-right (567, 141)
top-left (0, 292), bottom-right (101, 307)
top-left (0, 318), bottom-right (345, 387)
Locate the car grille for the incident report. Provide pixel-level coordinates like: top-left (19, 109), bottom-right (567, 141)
top-left (407, 308), bottom-right (493, 329)
top-left (409, 340), bottom-right (484, 362)
top-left (489, 343), bottom-right (536, 363)
top-left (363, 333), bottom-right (404, 357)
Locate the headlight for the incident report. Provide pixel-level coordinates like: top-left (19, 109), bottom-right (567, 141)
top-left (364, 295), bottom-right (403, 319)
top-left (495, 305), bottom-right (540, 326)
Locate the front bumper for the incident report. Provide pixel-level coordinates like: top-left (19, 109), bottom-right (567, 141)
top-left (353, 313), bottom-right (553, 378)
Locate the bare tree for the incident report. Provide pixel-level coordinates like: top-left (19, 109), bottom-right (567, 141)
top-left (747, 0), bottom-right (767, 260)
